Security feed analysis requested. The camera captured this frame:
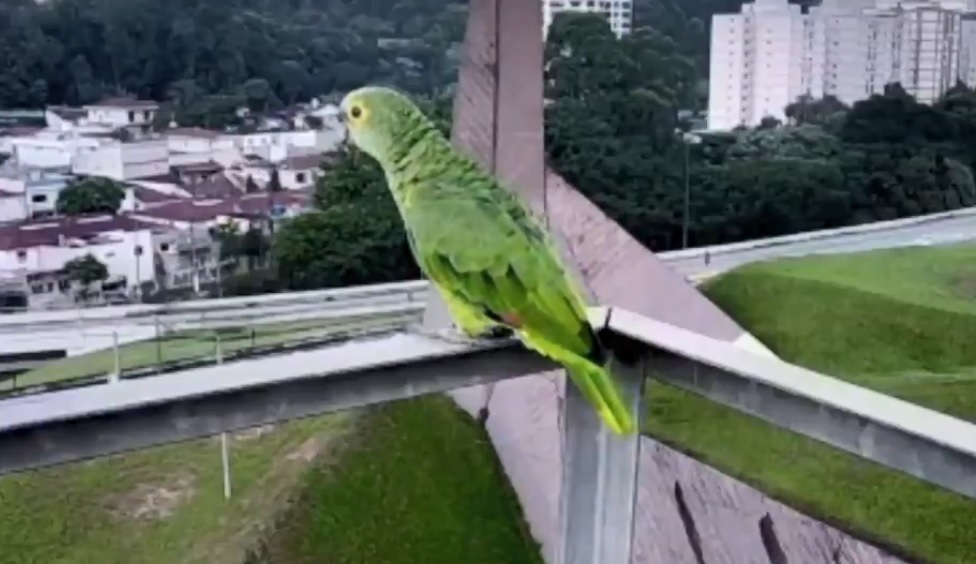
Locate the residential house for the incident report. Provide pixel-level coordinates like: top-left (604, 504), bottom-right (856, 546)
top-left (166, 127), bottom-right (243, 168)
top-left (0, 165), bottom-right (71, 220)
top-left (239, 152), bottom-right (329, 191)
top-left (7, 130), bottom-right (101, 170)
top-left (0, 127), bottom-right (44, 155)
top-left (71, 138), bottom-right (169, 181)
top-left (82, 97), bottom-right (159, 134)
top-left (225, 129), bottom-right (319, 162)
top-left (0, 190), bottom-right (27, 224)
top-left (0, 214), bottom-right (159, 306)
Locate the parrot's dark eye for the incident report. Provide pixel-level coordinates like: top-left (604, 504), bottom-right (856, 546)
top-left (350, 106), bottom-right (362, 119)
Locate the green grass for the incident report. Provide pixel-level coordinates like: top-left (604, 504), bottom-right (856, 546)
top-left (648, 244), bottom-right (976, 564)
top-left (4, 311), bottom-right (419, 389)
top-left (0, 414), bottom-right (355, 564)
top-left (263, 397), bottom-right (544, 564)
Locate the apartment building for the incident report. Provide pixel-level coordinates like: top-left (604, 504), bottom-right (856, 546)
top-left (542, 0), bottom-right (633, 38)
top-left (708, 0), bottom-right (976, 130)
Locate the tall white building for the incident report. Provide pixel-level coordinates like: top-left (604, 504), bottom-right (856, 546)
top-left (707, 0), bottom-right (976, 131)
top-left (542, 0), bottom-right (633, 38)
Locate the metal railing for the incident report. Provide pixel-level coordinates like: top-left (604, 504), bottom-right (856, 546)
top-left (0, 306), bottom-right (423, 398)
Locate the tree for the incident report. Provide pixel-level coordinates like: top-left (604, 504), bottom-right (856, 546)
top-left (244, 175), bottom-right (261, 194)
top-left (56, 177), bottom-right (126, 215)
top-left (241, 227), bottom-right (269, 270)
top-left (0, 0), bottom-right (468, 110)
top-left (210, 221), bottom-right (242, 268)
top-left (63, 254), bottom-right (109, 292)
top-left (267, 168), bottom-right (282, 193)
top-left (266, 168), bottom-right (283, 233)
top-left (274, 146), bottom-right (419, 290)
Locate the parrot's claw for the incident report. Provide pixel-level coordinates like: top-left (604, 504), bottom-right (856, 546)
top-left (428, 326), bottom-right (485, 346)
top-left (476, 325), bottom-right (514, 340)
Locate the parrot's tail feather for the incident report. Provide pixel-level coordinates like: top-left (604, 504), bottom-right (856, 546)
top-left (518, 332), bottom-right (637, 435)
top-left (564, 358), bottom-right (637, 436)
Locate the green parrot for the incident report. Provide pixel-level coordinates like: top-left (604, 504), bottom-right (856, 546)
top-left (339, 86), bottom-right (636, 435)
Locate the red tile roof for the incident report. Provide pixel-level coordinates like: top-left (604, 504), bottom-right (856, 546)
top-left (133, 200), bottom-right (238, 223)
top-left (186, 173), bottom-right (240, 199)
top-left (132, 186), bottom-right (185, 204)
top-left (236, 191), bottom-right (311, 214)
top-left (133, 191), bottom-right (312, 223)
top-left (0, 214), bottom-right (158, 251)
top-left (279, 153), bottom-right (326, 170)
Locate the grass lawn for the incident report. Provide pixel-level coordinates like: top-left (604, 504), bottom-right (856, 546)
top-left (647, 244), bottom-right (976, 564)
top-left (3, 310), bottom-right (420, 390)
top-left (0, 413), bottom-right (356, 564)
top-left (263, 397), bottom-right (544, 564)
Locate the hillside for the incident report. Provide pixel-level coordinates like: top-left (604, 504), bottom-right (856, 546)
top-left (646, 244), bottom-right (976, 563)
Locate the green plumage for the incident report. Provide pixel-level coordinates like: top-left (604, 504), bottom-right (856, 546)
top-left (341, 86), bottom-right (636, 435)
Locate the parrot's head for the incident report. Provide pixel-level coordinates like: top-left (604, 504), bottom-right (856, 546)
top-left (339, 86), bottom-right (430, 168)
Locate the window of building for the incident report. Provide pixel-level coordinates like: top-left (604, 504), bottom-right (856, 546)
top-left (296, 172), bottom-right (307, 183)
top-left (16, 250), bottom-right (27, 262)
top-left (31, 194), bottom-right (46, 203)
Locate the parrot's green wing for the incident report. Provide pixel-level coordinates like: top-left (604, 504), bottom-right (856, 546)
top-left (408, 179), bottom-right (593, 353)
top-left (404, 177), bottom-right (636, 434)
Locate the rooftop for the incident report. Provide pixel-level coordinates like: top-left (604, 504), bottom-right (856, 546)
top-left (0, 127), bottom-right (44, 138)
top-left (166, 127), bottom-right (222, 140)
top-left (0, 214), bottom-right (158, 251)
top-left (133, 191), bottom-right (312, 223)
top-left (85, 97), bottom-right (159, 110)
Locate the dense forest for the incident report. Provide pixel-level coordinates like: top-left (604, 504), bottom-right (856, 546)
top-left (0, 0), bottom-right (465, 125)
top-left (2, 0), bottom-right (973, 295)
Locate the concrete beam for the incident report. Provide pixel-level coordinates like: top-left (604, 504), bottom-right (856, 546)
top-left (0, 332), bottom-right (552, 476)
top-left (601, 307), bottom-right (976, 501)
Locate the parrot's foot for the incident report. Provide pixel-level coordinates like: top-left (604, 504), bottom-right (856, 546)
top-left (474, 325), bottom-right (514, 340)
top-left (427, 326), bottom-right (485, 346)
top-left (423, 325), bottom-right (514, 347)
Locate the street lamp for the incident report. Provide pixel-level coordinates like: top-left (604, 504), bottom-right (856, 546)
top-left (678, 130), bottom-right (703, 250)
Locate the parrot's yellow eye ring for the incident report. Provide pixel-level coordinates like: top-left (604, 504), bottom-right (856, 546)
top-left (350, 106), bottom-right (362, 119)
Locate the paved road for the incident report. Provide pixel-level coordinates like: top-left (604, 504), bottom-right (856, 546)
top-left (662, 213), bottom-right (976, 278)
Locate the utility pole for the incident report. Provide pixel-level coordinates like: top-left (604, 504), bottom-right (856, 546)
top-left (678, 131), bottom-right (703, 250)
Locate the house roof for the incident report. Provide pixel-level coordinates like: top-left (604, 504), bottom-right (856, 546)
top-left (236, 191), bottom-right (311, 215)
top-left (0, 214), bottom-right (158, 251)
top-left (173, 161), bottom-right (224, 175)
top-left (86, 97), bottom-right (159, 110)
top-left (0, 126), bottom-right (43, 137)
top-left (133, 190), bottom-right (312, 223)
top-left (132, 186), bottom-right (185, 204)
top-left (166, 127), bottom-right (222, 140)
top-left (186, 173), bottom-right (241, 199)
top-left (279, 153), bottom-right (326, 170)
top-left (133, 199), bottom-right (238, 223)
top-left (47, 106), bottom-right (87, 121)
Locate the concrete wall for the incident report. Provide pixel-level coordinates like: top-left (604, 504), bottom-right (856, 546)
top-left (448, 1), bottom-right (909, 562)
